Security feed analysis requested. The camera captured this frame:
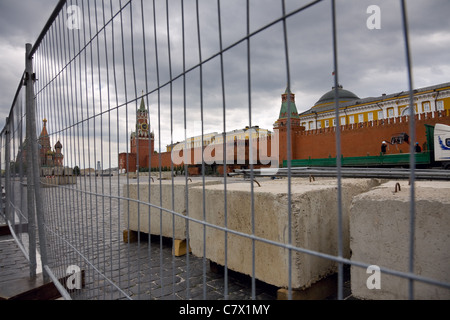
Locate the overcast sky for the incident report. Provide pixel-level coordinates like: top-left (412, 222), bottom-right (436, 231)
top-left (1, 0), bottom-right (449, 169)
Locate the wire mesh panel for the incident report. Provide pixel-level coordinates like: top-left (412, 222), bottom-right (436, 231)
top-left (1, 0), bottom-right (448, 302)
top-left (8, 89), bottom-right (26, 226)
top-left (0, 85), bottom-right (35, 268)
top-left (31, 0), bottom-right (307, 300)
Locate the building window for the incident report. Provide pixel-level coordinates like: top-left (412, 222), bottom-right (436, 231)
top-left (317, 121), bottom-right (322, 129)
top-left (340, 117), bottom-right (346, 125)
top-left (309, 121), bottom-right (314, 130)
top-left (325, 120), bottom-right (329, 128)
top-left (368, 112), bottom-right (373, 121)
top-left (349, 115), bottom-right (354, 124)
top-left (388, 108), bottom-right (394, 118)
top-left (332, 118), bottom-right (336, 127)
top-left (401, 107), bottom-right (411, 116)
top-left (423, 102), bottom-right (430, 112)
top-left (378, 110), bottom-right (384, 119)
top-left (437, 100), bottom-right (444, 111)
top-left (358, 114), bottom-right (364, 123)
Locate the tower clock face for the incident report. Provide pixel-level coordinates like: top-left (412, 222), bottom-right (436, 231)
top-left (141, 123), bottom-right (148, 131)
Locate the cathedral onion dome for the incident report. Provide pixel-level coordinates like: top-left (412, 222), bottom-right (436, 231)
top-left (54, 141), bottom-right (62, 149)
top-left (39, 119), bottom-right (49, 138)
top-left (314, 85), bottom-right (360, 108)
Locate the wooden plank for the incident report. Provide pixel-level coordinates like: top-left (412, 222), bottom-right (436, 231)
top-left (0, 270), bottom-right (85, 300)
top-left (122, 229), bottom-right (138, 243)
top-left (173, 239), bottom-right (191, 257)
top-left (0, 223), bottom-right (28, 236)
top-left (0, 224), bottom-right (10, 236)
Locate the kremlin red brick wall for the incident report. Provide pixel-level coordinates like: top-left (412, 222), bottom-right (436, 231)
top-left (149, 137), bottom-right (275, 171)
top-left (172, 111), bottom-right (450, 170)
top-left (120, 110), bottom-right (450, 173)
top-left (150, 151), bottom-right (173, 169)
top-left (290, 110), bottom-right (450, 160)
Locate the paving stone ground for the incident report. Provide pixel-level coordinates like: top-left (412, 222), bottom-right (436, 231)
top-left (0, 237), bottom-right (30, 283)
top-left (0, 176), bottom-right (354, 300)
top-left (0, 228), bottom-right (353, 300)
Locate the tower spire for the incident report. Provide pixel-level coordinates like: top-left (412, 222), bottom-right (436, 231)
top-left (278, 88), bottom-right (300, 120)
top-left (139, 91), bottom-right (146, 111)
top-left (39, 118), bottom-right (49, 140)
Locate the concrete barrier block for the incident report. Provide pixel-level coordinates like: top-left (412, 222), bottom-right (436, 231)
top-left (63, 167), bottom-right (73, 176)
top-left (41, 167), bottom-right (53, 177)
top-left (150, 172), bottom-right (173, 179)
top-left (188, 178), bottom-right (381, 289)
top-left (40, 175), bottom-right (77, 187)
top-left (53, 166), bottom-right (64, 176)
top-left (58, 176), bottom-right (77, 185)
top-left (123, 178), bottom-right (222, 240)
top-left (350, 180), bottom-right (450, 300)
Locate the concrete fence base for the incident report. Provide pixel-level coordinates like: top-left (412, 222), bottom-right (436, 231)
top-left (188, 178), bottom-right (381, 289)
top-left (122, 176), bottom-right (449, 298)
top-left (123, 178), bottom-right (222, 241)
top-left (350, 180), bottom-right (450, 300)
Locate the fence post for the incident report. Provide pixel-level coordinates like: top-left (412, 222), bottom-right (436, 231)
top-left (0, 131), bottom-right (2, 217)
top-left (25, 46), bottom-right (37, 279)
top-left (25, 43), bottom-right (49, 282)
top-left (4, 117), bottom-right (11, 224)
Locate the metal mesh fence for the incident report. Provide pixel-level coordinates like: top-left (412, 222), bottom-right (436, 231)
top-left (0, 83), bottom-right (39, 277)
top-left (1, 0), bottom-right (449, 302)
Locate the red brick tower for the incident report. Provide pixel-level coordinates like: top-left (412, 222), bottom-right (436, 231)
top-left (130, 96), bottom-right (154, 169)
top-left (273, 87), bottom-right (303, 164)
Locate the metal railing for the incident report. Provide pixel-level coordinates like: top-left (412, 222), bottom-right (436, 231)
top-left (1, 0), bottom-right (449, 302)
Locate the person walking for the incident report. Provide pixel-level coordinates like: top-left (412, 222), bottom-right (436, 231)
top-left (415, 142), bottom-right (422, 153)
top-left (381, 141), bottom-right (388, 154)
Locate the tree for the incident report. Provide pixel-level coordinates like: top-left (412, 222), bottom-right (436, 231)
top-left (73, 166), bottom-right (81, 176)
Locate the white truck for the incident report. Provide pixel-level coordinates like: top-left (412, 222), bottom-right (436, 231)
top-left (434, 123), bottom-right (450, 169)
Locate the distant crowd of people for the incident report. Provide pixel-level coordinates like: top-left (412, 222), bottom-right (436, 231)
top-left (381, 140), bottom-right (422, 154)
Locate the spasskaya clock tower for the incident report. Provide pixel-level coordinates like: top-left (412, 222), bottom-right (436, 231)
top-left (130, 95), bottom-right (154, 170)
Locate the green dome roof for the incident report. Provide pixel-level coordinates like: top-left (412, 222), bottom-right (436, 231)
top-left (314, 86), bottom-right (359, 107)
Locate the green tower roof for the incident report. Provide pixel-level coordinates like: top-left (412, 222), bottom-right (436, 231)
top-left (139, 95), bottom-right (146, 111)
top-left (278, 87), bottom-right (300, 119)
